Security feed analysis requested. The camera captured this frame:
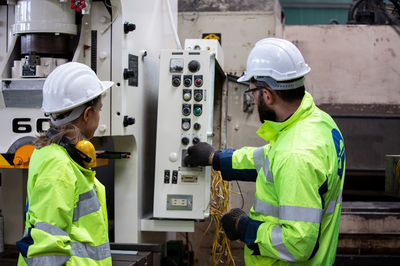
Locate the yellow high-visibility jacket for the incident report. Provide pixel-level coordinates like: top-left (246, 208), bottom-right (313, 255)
top-left (213, 92), bottom-right (345, 265)
top-left (17, 143), bottom-right (111, 265)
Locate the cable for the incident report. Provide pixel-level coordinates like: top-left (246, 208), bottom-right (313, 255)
top-left (104, 0), bottom-right (112, 8)
top-left (195, 169), bottom-right (235, 266)
top-left (235, 180), bottom-right (245, 210)
top-left (165, 0), bottom-right (182, 49)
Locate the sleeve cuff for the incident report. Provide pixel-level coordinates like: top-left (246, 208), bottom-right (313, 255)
top-left (238, 216), bottom-right (263, 256)
top-left (238, 216), bottom-right (263, 246)
top-left (212, 150), bottom-right (221, 170)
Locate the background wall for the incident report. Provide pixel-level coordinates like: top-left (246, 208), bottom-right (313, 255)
top-left (285, 25), bottom-right (400, 105)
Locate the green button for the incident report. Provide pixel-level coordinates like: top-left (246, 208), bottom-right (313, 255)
top-left (194, 107), bottom-right (202, 116)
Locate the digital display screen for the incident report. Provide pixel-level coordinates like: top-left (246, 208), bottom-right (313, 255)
top-left (170, 58), bottom-right (184, 73)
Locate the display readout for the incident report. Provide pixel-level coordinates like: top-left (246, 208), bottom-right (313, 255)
top-left (170, 58), bottom-right (184, 73)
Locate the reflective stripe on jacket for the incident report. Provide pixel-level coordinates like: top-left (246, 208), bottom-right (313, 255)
top-left (17, 143), bottom-right (111, 265)
top-left (218, 92), bottom-right (345, 265)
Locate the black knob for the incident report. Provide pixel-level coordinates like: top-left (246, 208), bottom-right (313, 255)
top-left (124, 22), bottom-right (136, 34)
top-left (123, 68), bottom-right (135, 80)
top-left (123, 116), bottom-right (135, 127)
top-left (184, 78), bottom-right (192, 87)
top-left (182, 106), bottom-right (191, 116)
top-left (193, 123), bottom-right (201, 130)
top-left (172, 77), bottom-right (181, 87)
top-left (194, 92), bottom-right (203, 102)
top-left (188, 60), bottom-right (200, 73)
top-left (192, 137), bottom-right (200, 144)
top-left (181, 137), bottom-right (190, 145)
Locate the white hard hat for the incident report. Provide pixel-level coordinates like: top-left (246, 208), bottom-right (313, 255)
top-left (42, 62), bottom-right (113, 114)
top-left (238, 38), bottom-right (311, 89)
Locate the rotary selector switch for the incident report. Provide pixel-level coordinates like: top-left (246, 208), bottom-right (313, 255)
top-left (193, 123), bottom-right (201, 130)
top-left (183, 75), bottom-right (192, 87)
top-left (181, 137), bottom-right (190, 145)
top-left (172, 75), bottom-right (181, 87)
top-left (188, 60), bottom-right (200, 73)
top-left (192, 137), bottom-right (200, 145)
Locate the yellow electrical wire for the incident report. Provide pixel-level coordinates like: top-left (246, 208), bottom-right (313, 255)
top-left (194, 169), bottom-right (236, 265)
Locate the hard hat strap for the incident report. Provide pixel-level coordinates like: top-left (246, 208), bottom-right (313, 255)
top-left (50, 105), bottom-right (87, 127)
top-left (255, 76), bottom-right (305, 91)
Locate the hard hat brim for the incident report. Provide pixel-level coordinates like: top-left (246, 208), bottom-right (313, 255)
top-left (237, 73), bottom-right (251, 83)
top-left (101, 81), bottom-right (114, 90)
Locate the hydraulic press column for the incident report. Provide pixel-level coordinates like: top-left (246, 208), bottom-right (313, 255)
top-left (153, 50), bottom-right (215, 219)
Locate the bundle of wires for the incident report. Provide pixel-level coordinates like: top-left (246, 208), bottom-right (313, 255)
top-left (195, 169), bottom-right (235, 265)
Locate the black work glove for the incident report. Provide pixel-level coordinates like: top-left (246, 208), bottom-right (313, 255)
top-left (183, 142), bottom-right (215, 167)
top-left (221, 208), bottom-right (247, 240)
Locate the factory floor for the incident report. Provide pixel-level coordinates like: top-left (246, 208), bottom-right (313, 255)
top-left (2, 245), bottom-right (400, 265)
top-left (0, 245), bottom-right (153, 266)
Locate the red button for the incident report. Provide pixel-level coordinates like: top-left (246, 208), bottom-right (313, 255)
top-left (195, 79), bottom-right (203, 86)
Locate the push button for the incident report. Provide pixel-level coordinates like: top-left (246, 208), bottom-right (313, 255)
top-left (182, 104), bottom-right (191, 116)
top-left (182, 118), bottom-right (191, 131)
top-left (183, 89), bottom-right (192, 101)
top-left (194, 90), bottom-right (203, 101)
top-left (194, 75), bottom-right (203, 87)
top-left (193, 104), bottom-right (202, 116)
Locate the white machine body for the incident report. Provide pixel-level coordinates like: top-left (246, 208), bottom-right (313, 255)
top-left (0, 0), bottom-right (184, 246)
top-left (153, 49), bottom-right (218, 219)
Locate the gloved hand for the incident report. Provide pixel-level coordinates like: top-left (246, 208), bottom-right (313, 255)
top-left (183, 142), bottom-right (215, 167)
top-left (221, 208), bottom-right (247, 240)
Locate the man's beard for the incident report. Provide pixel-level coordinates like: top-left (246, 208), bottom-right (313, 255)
top-left (258, 95), bottom-right (277, 123)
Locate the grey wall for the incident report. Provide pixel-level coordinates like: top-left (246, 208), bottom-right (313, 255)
top-left (285, 25), bottom-right (400, 105)
top-left (178, 0), bottom-right (276, 12)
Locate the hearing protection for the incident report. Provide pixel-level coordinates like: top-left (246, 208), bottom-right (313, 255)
top-left (46, 128), bottom-right (96, 169)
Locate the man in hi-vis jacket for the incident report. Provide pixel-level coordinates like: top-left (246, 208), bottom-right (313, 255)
top-left (184, 38), bottom-right (346, 265)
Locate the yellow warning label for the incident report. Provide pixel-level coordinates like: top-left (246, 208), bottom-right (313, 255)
top-left (0, 154), bottom-right (11, 167)
top-left (202, 33), bottom-right (222, 44)
top-left (203, 33), bottom-right (220, 40)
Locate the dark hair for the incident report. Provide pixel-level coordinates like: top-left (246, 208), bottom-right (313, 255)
top-left (275, 86), bottom-right (305, 102)
top-left (35, 96), bottom-right (102, 149)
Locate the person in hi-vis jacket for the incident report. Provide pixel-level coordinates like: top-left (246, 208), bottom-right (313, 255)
top-left (184, 38), bottom-right (346, 265)
top-left (17, 62), bottom-right (113, 265)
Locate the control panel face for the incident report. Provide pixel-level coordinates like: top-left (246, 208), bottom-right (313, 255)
top-left (153, 50), bottom-right (214, 219)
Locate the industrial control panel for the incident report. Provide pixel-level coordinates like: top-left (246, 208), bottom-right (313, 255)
top-left (153, 50), bottom-right (217, 219)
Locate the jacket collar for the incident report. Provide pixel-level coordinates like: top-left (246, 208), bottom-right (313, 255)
top-left (256, 91), bottom-right (315, 143)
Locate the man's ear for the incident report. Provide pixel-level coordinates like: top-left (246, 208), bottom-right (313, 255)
top-left (263, 88), bottom-right (274, 105)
